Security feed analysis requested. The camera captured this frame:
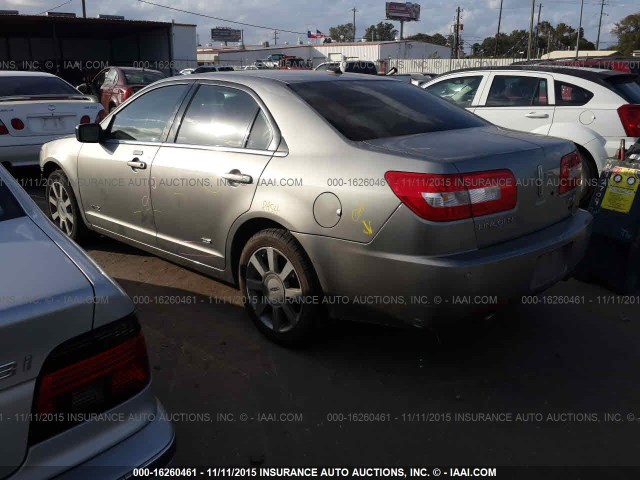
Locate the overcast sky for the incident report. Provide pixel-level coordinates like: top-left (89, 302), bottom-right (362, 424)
top-left (2, 0), bottom-right (636, 52)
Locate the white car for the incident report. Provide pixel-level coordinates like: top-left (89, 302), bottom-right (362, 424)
top-left (178, 68), bottom-right (195, 75)
top-left (0, 71), bottom-right (104, 168)
top-left (424, 66), bottom-right (640, 195)
top-left (0, 164), bottom-right (175, 478)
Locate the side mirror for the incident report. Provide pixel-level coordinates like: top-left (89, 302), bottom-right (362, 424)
top-left (76, 123), bottom-right (102, 143)
top-left (76, 83), bottom-right (90, 94)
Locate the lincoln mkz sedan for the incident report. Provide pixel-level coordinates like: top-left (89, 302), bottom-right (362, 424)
top-left (39, 71), bottom-right (593, 344)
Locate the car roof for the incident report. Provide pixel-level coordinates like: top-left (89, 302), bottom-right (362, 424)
top-left (160, 70), bottom-right (390, 86)
top-left (0, 71), bottom-right (58, 78)
top-left (443, 65), bottom-right (634, 83)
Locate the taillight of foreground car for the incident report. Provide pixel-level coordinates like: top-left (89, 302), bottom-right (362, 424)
top-left (559, 151), bottom-right (582, 194)
top-left (122, 87), bottom-right (135, 100)
top-left (385, 170), bottom-right (517, 222)
top-left (617, 104), bottom-right (640, 137)
top-left (29, 314), bottom-right (150, 444)
top-left (0, 120), bottom-right (9, 135)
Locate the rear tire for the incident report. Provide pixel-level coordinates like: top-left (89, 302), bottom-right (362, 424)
top-left (577, 147), bottom-right (598, 208)
top-left (45, 169), bottom-right (88, 242)
top-left (238, 228), bottom-right (324, 346)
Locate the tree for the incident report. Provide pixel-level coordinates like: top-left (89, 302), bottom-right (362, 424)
top-left (364, 22), bottom-right (398, 41)
top-left (329, 23), bottom-right (354, 42)
top-left (612, 13), bottom-right (640, 55)
top-left (406, 32), bottom-right (448, 46)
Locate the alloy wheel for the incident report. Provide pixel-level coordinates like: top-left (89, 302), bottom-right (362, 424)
top-left (48, 180), bottom-right (75, 236)
top-left (245, 246), bottom-right (304, 333)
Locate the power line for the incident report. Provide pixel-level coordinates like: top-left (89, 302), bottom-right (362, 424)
top-left (136, 0), bottom-right (307, 35)
top-left (37, 0), bottom-right (73, 15)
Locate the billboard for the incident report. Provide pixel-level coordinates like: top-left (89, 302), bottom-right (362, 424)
top-left (385, 2), bottom-right (421, 21)
top-left (211, 27), bottom-right (242, 42)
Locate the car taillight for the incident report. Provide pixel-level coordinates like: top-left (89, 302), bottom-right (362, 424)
top-left (123, 87), bottom-right (134, 100)
top-left (95, 110), bottom-right (106, 123)
top-left (617, 104), bottom-right (640, 137)
top-left (11, 118), bottom-right (25, 130)
top-left (385, 170), bottom-right (517, 222)
top-left (30, 314), bottom-right (150, 444)
top-left (0, 120), bottom-right (8, 135)
top-left (559, 150), bottom-right (582, 194)
top-left (80, 115), bottom-right (91, 124)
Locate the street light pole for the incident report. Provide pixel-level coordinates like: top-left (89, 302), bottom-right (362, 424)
top-left (527, 0), bottom-right (535, 61)
top-left (575, 0), bottom-right (584, 59)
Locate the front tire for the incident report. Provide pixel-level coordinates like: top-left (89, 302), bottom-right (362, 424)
top-left (46, 169), bottom-right (88, 241)
top-left (238, 228), bottom-right (324, 346)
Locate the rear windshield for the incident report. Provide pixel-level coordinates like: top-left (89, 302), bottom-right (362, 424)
top-left (289, 79), bottom-right (487, 141)
top-left (0, 76), bottom-right (78, 97)
top-left (0, 181), bottom-right (25, 222)
top-left (606, 76), bottom-right (640, 103)
top-left (346, 62), bottom-right (377, 74)
top-left (121, 70), bottom-right (165, 85)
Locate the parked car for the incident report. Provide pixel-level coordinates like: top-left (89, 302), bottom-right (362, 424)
top-left (424, 66), bottom-right (640, 201)
top-left (388, 72), bottom-right (433, 87)
top-left (0, 164), bottom-right (175, 478)
top-left (40, 71), bottom-right (591, 345)
top-left (192, 65), bottom-right (235, 74)
top-left (278, 56), bottom-right (308, 70)
top-left (179, 68), bottom-right (195, 75)
top-left (0, 71), bottom-right (104, 168)
top-left (78, 67), bottom-right (166, 113)
top-left (543, 57), bottom-right (640, 75)
top-left (263, 54), bottom-right (287, 69)
top-left (315, 60), bottom-right (378, 75)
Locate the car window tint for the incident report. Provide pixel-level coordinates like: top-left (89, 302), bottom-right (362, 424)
top-left (604, 76), bottom-right (640, 104)
top-left (554, 81), bottom-right (594, 106)
top-left (0, 182), bottom-right (24, 222)
top-left (0, 76), bottom-right (79, 97)
top-left (425, 76), bottom-right (482, 107)
top-left (290, 79), bottom-right (487, 141)
top-left (121, 70), bottom-right (165, 85)
top-left (103, 69), bottom-right (117, 86)
top-left (246, 111), bottom-right (274, 150)
top-left (93, 71), bottom-right (107, 88)
top-left (486, 76), bottom-right (547, 107)
top-left (109, 84), bottom-right (188, 142)
top-left (177, 85), bottom-right (261, 148)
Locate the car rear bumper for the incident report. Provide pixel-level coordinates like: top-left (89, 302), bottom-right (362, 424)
top-left (295, 208), bottom-right (593, 327)
top-left (0, 136), bottom-right (71, 167)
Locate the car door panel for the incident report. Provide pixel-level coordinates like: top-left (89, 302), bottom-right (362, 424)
top-left (475, 73), bottom-right (555, 135)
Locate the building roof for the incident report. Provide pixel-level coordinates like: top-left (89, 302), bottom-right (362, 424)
top-left (197, 40), bottom-right (445, 55)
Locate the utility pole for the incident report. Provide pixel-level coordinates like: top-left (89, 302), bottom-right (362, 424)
top-left (454, 6), bottom-right (461, 59)
top-left (273, 30), bottom-right (279, 46)
top-left (575, 0), bottom-right (584, 58)
top-left (352, 7), bottom-right (357, 41)
top-left (596, 0), bottom-right (605, 50)
top-left (81, 0), bottom-right (86, 18)
top-left (546, 29), bottom-right (551, 55)
top-left (534, 4), bottom-right (542, 58)
top-left (494, 0), bottom-right (503, 57)
top-left (527, 0), bottom-right (535, 60)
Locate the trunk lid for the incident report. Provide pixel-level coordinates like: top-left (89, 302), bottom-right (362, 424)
top-left (0, 216), bottom-right (94, 477)
top-left (365, 126), bottom-right (579, 247)
top-left (0, 97), bottom-right (102, 137)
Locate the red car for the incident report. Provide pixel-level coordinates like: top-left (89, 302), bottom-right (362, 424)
top-left (85, 67), bottom-right (166, 113)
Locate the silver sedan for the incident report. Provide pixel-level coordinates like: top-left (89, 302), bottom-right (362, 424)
top-left (0, 165), bottom-right (174, 478)
top-left (40, 71), bottom-right (592, 345)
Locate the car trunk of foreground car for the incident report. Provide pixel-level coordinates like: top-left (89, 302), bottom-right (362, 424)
top-left (0, 98), bottom-right (103, 138)
top-left (0, 215), bottom-right (149, 478)
top-left (366, 126), bottom-right (581, 248)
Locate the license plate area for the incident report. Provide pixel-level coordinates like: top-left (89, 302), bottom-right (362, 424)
top-left (530, 244), bottom-right (571, 290)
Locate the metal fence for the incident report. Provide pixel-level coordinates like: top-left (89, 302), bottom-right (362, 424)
top-left (388, 57), bottom-right (526, 75)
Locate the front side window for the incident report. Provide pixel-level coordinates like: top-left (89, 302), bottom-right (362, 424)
top-left (290, 79), bottom-right (487, 141)
top-left (486, 76), bottom-right (548, 107)
top-left (554, 81), bottom-right (594, 106)
top-left (109, 84), bottom-right (188, 142)
top-left (177, 85), bottom-right (267, 148)
top-left (425, 75), bottom-right (483, 107)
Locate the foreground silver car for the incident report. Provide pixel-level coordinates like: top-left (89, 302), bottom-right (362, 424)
top-left (0, 166), bottom-right (174, 478)
top-left (40, 71), bottom-right (592, 344)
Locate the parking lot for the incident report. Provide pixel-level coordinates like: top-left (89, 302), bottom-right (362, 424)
top-left (16, 167), bottom-right (640, 467)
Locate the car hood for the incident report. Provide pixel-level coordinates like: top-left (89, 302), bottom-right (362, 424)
top-left (362, 125), bottom-right (558, 162)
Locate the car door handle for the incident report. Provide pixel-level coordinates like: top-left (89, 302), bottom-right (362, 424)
top-left (525, 112), bottom-right (549, 119)
top-left (222, 172), bottom-right (253, 184)
top-left (127, 159), bottom-right (147, 170)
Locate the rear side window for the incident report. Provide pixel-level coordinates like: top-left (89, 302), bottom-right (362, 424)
top-left (486, 76), bottom-right (548, 107)
top-left (109, 84), bottom-right (188, 142)
top-left (425, 75), bottom-right (483, 107)
top-left (0, 181), bottom-right (24, 222)
top-left (606, 76), bottom-right (640, 104)
top-left (289, 79), bottom-right (487, 141)
top-left (554, 81), bottom-right (594, 106)
top-left (177, 85), bottom-right (263, 148)
top-left (246, 111), bottom-right (274, 150)
top-left (0, 76), bottom-right (78, 97)
top-left (121, 70), bottom-right (165, 85)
